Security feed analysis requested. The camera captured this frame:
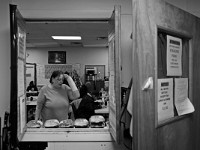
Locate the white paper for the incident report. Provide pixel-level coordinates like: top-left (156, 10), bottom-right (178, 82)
top-left (174, 78), bottom-right (194, 115)
top-left (18, 59), bottom-right (25, 97)
top-left (158, 78), bottom-right (174, 122)
top-left (20, 95), bottom-right (26, 133)
top-left (127, 86), bottom-right (133, 137)
top-left (166, 35), bottom-right (182, 76)
top-left (18, 27), bottom-right (26, 59)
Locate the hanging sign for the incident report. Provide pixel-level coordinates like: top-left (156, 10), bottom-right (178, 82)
top-left (158, 78), bottom-right (174, 122)
top-left (166, 35), bottom-right (182, 76)
top-left (17, 27), bottom-right (26, 60)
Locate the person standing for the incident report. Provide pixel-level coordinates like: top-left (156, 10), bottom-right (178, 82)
top-left (34, 70), bottom-right (80, 122)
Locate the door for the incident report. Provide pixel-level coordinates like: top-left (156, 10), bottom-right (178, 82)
top-left (10, 4), bottom-right (27, 147)
top-left (132, 0), bottom-right (200, 150)
top-left (108, 5), bottom-right (121, 143)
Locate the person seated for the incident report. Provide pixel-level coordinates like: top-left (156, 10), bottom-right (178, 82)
top-left (26, 81), bottom-right (38, 92)
top-left (71, 84), bottom-right (95, 120)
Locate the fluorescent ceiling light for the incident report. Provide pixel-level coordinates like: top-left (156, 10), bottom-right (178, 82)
top-left (52, 36), bottom-right (81, 40)
top-left (83, 44), bottom-right (108, 47)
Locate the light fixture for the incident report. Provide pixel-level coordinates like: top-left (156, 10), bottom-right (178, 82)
top-left (52, 36), bottom-right (81, 40)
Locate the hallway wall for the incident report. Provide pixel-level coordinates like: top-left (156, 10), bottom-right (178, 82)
top-left (27, 46), bottom-right (109, 84)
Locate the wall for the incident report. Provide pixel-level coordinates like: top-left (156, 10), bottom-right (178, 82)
top-left (27, 47), bottom-right (108, 84)
top-left (132, 0), bottom-right (200, 150)
top-left (0, 0), bottom-right (11, 135)
top-left (165, 0), bottom-right (200, 17)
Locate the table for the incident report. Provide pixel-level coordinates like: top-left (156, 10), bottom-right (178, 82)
top-left (95, 107), bottom-right (109, 114)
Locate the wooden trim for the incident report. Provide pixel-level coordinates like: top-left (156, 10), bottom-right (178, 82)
top-left (10, 4), bottom-right (18, 147)
top-left (156, 114), bottom-right (192, 128)
top-left (114, 5), bottom-right (121, 143)
top-left (157, 25), bottom-right (193, 39)
top-left (189, 39), bottom-right (193, 102)
top-left (154, 25), bottom-right (158, 128)
top-left (156, 25), bottom-right (193, 127)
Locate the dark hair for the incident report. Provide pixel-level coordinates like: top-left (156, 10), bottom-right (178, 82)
top-left (29, 81), bottom-right (34, 86)
top-left (85, 82), bottom-right (92, 93)
top-left (64, 71), bottom-right (70, 75)
top-left (50, 70), bottom-right (63, 83)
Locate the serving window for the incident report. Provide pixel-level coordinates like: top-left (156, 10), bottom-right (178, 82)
top-left (10, 5), bottom-right (122, 143)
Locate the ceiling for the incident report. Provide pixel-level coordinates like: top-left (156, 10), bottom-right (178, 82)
top-left (26, 20), bottom-right (109, 48)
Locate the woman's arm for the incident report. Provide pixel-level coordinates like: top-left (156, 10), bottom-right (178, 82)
top-left (68, 90), bottom-right (80, 100)
top-left (35, 89), bottom-right (45, 121)
top-left (64, 74), bottom-right (80, 100)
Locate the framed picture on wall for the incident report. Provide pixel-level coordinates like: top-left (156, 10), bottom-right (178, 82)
top-left (48, 51), bottom-right (66, 64)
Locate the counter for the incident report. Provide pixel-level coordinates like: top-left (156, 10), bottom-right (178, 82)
top-left (20, 127), bottom-right (128, 150)
top-left (95, 107), bottom-right (109, 114)
top-left (22, 128), bottom-right (113, 142)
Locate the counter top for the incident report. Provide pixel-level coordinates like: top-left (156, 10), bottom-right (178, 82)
top-left (22, 128), bottom-right (113, 142)
top-left (95, 107), bottom-right (109, 114)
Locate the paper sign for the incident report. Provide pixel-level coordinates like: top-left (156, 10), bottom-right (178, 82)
top-left (158, 78), bottom-right (174, 122)
top-left (174, 78), bottom-right (194, 115)
top-left (18, 27), bottom-right (26, 59)
top-left (166, 35), bottom-right (182, 76)
top-left (18, 59), bottom-right (25, 97)
top-left (20, 95), bottom-right (26, 133)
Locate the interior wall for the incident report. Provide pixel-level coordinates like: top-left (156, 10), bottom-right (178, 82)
top-left (26, 47), bottom-right (108, 84)
top-left (132, 0), bottom-right (200, 150)
top-left (165, 0), bottom-right (200, 17)
top-left (0, 0), bottom-right (11, 133)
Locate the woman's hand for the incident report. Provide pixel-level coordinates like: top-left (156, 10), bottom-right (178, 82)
top-left (34, 120), bottom-right (43, 125)
top-left (64, 74), bottom-right (69, 80)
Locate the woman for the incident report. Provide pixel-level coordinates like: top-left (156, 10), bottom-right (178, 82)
top-left (34, 70), bottom-right (80, 123)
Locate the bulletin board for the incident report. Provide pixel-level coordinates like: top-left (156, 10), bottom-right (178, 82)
top-left (36, 64), bottom-right (81, 86)
top-left (156, 27), bottom-right (194, 127)
top-left (45, 64), bottom-right (72, 78)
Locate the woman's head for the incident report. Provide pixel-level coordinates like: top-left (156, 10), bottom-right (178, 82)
top-left (50, 70), bottom-right (64, 87)
top-left (29, 81), bottom-right (34, 86)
